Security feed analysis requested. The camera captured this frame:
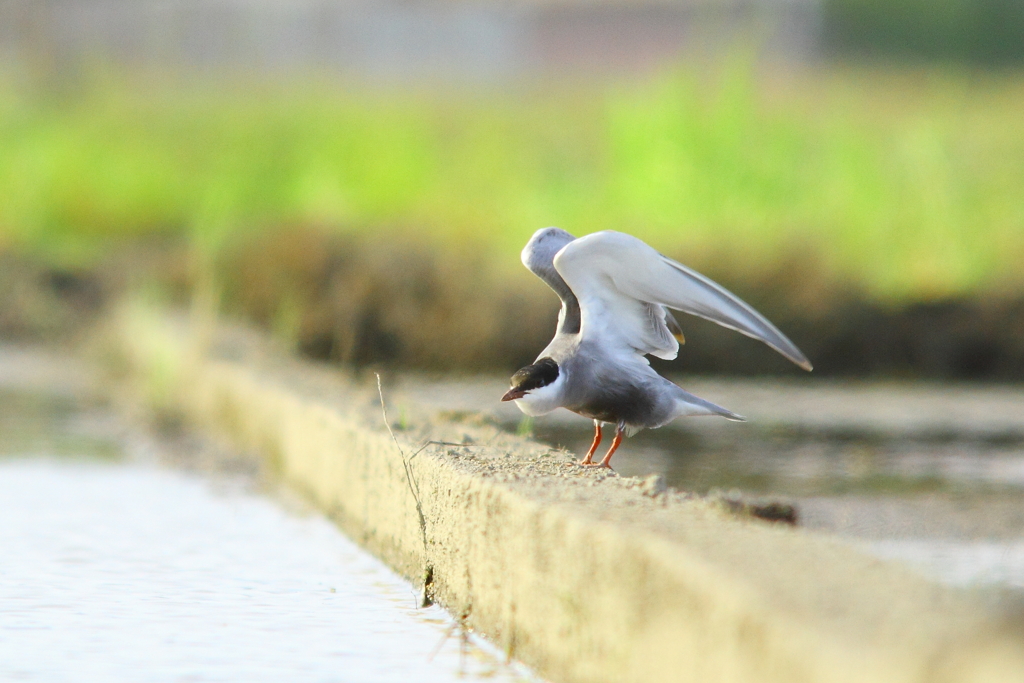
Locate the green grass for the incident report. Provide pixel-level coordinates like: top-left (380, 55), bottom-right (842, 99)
top-left (2, 65), bottom-right (1023, 302)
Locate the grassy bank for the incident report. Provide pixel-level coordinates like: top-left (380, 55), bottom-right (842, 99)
top-left (2, 65), bottom-right (1023, 375)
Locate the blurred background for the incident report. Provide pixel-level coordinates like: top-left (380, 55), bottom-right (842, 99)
top-left (5, 0), bottom-right (1024, 633)
top-left (1, 0), bottom-right (1023, 379)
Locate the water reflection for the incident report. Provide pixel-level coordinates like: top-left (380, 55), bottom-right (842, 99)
top-left (0, 388), bottom-right (542, 683)
top-left (533, 423), bottom-right (1024, 498)
top-left (531, 421), bottom-right (1024, 589)
top-left (0, 389), bottom-right (122, 461)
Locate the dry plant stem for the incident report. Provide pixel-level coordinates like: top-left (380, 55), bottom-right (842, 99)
top-left (375, 374), bottom-right (475, 607)
top-left (427, 621), bottom-right (460, 663)
top-left (375, 373), bottom-right (431, 606)
top-left (427, 607), bottom-right (472, 669)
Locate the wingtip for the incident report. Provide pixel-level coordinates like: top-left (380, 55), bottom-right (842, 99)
top-left (782, 347), bottom-right (813, 372)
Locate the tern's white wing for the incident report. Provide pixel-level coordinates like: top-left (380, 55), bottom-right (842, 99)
top-left (522, 227), bottom-right (686, 343)
top-left (552, 231), bottom-right (812, 369)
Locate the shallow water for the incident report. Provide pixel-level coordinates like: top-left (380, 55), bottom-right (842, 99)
top-left (397, 374), bottom-right (1024, 591)
top-left (534, 422), bottom-right (1024, 590)
top-left (536, 421), bottom-right (1024, 498)
top-left (0, 389), bottom-right (540, 683)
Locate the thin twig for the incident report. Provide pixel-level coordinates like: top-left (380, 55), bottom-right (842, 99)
top-left (376, 373), bottom-right (422, 500)
top-left (375, 373), bottom-right (431, 604)
top-left (427, 620), bottom-right (460, 663)
top-left (375, 373), bottom-right (406, 455)
top-left (409, 440), bottom-right (473, 462)
top-left (427, 607), bottom-right (472, 665)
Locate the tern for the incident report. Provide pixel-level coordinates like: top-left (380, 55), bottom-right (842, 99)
top-left (501, 228), bottom-right (812, 468)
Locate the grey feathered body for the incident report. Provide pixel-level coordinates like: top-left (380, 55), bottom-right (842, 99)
top-left (538, 333), bottom-right (726, 434)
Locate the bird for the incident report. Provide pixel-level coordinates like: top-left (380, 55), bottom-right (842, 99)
top-left (501, 228), bottom-right (812, 469)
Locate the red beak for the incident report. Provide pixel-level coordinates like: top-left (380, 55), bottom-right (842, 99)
top-left (501, 388), bottom-right (526, 402)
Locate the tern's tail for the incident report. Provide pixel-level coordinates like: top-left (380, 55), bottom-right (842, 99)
top-left (673, 389), bottom-right (746, 422)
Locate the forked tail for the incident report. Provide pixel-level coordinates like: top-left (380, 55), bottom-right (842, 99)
top-left (673, 388), bottom-right (746, 422)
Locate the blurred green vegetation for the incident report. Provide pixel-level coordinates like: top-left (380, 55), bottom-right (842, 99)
top-left (825, 0), bottom-right (1024, 64)
top-left (1, 64), bottom-right (1023, 306)
top-left (3, 63), bottom-right (1024, 377)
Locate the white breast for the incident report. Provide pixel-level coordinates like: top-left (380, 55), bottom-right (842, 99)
top-left (511, 372), bottom-right (566, 416)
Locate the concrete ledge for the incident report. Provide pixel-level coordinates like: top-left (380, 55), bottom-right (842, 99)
top-left (110, 305), bottom-right (1024, 683)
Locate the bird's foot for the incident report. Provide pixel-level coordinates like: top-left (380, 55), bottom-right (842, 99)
top-left (566, 457), bottom-right (603, 467)
top-left (578, 460), bottom-right (613, 469)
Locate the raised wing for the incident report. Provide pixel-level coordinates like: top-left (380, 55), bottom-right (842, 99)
top-left (552, 231), bottom-right (812, 369)
top-left (523, 228), bottom-right (691, 344)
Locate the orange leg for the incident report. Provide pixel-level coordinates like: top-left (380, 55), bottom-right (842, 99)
top-left (579, 421), bottom-right (603, 465)
top-left (595, 424), bottom-right (625, 469)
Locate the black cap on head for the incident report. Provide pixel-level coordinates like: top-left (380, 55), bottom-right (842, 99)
top-left (501, 358), bottom-right (559, 401)
top-left (511, 358), bottom-right (559, 391)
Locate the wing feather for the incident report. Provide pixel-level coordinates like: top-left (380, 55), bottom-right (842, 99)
top-left (552, 231), bottom-right (812, 369)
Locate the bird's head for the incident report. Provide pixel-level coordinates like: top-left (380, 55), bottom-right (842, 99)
top-left (501, 358), bottom-right (561, 413)
top-left (521, 227), bottom-right (575, 272)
